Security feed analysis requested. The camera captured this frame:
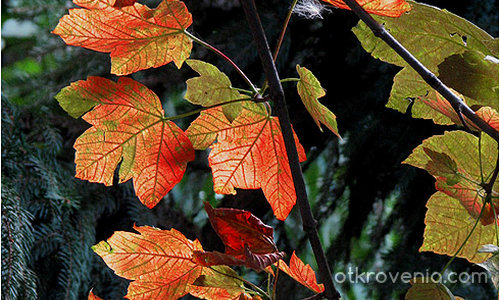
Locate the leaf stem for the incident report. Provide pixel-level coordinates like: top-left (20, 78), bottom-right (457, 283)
top-left (240, 1), bottom-right (340, 299)
top-left (280, 78), bottom-right (300, 83)
top-left (184, 30), bottom-right (259, 94)
top-left (439, 200), bottom-right (487, 276)
top-left (273, 0), bottom-right (299, 62)
top-left (341, 0), bottom-right (499, 142)
top-left (272, 261), bottom-right (280, 300)
top-left (164, 97), bottom-right (252, 121)
top-left (233, 87), bottom-right (255, 95)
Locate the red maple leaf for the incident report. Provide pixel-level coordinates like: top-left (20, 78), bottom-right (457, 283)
top-left (194, 203), bottom-right (285, 271)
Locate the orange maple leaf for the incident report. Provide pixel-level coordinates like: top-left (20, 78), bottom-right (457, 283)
top-left (55, 76), bottom-right (194, 208)
top-left (93, 225), bottom-right (247, 300)
top-left (277, 252), bottom-right (324, 294)
top-left (53, 0), bottom-right (192, 75)
top-left (322, 0), bottom-right (411, 17)
top-left (188, 102), bottom-right (307, 220)
top-left (88, 290), bottom-right (102, 300)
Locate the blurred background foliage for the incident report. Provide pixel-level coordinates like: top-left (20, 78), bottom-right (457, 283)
top-left (1, 0), bottom-right (498, 299)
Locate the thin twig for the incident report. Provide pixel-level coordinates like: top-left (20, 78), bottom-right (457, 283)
top-left (273, 0), bottom-right (300, 62)
top-left (302, 293), bottom-right (325, 300)
top-left (240, 1), bottom-right (340, 299)
top-left (184, 30), bottom-right (260, 94)
top-left (342, 0), bottom-right (499, 142)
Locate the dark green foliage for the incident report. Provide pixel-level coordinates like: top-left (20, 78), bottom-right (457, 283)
top-left (1, 184), bottom-right (37, 300)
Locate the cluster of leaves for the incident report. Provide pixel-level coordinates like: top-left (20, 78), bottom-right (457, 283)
top-left (353, 1), bottom-right (499, 297)
top-left (50, 0), bottom-right (498, 299)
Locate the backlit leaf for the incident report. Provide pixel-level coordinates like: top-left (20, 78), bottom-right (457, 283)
top-left (88, 290), bottom-right (102, 300)
top-left (53, 0), bottom-right (193, 75)
top-left (193, 203), bottom-right (285, 271)
top-left (352, 1), bottom-right (498, 124)
top-left (92, 225), bottom-right (204, 299)
top-left (474, 107), bottom-right (499, 132)
top-left (296, 65), bottom-right (340, 137)
top-left (404, 131), bottom-right (498, 225)
top-left (420, 192), bottom-right (496, 263)
top-left (189, 266), bottom-right (246, 300)
top-left (438, 51), bottom-right (499, 106)
top-left (277, 252), bottom-right (324, 294)
top-left (205, 102), bottom-right (307, 220)
top-left (417, 91), bottom-right (500, 132)
top-left (194, 247), bottom-right (285, 271)
top-left (55, 76), bottom-right (195, 208)
top-left (205, 202), bottom-right (277, 256)
top-left (322, 0), bottom-right (410, 17)
top-left (186, 107), bottom-right (233, 150)
top-left (113, 0), bottom-right (136, 7)
top-left (185, 60), bottom-right (249, 122)
top-left (405, 277), bottom-right (455, 300)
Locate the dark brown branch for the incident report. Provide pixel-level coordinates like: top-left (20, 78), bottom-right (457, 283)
top-left (342, 0), bottom-right (499, 142)
top-left (239, 1), bottom-right (340, 299)
top-left (483, 159), bottom-right (499, 198)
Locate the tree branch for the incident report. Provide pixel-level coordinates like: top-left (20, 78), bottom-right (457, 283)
top-left (483, 158), bottom-right (499, 198)
top-left (342, 0), bottom-right (499, 142)
top-left (239, 1), bottom-right (340, 299)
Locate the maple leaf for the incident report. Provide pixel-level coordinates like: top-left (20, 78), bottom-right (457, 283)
top-left (322, 0), bottom-right (410, 17)
top-left (405, 277), bottom-right (458, 300)
top-left (186, 106), bottom-right (233, 150)
top-left (352, 2), bottom-right (498, 124)
top-left (93, 225), bottom-right (246, 300)
top-left (189, 266), bottom-right (247, 300)
top-left (277, 252), bottom-right (324, 294)
top-left (404, 131), bottom-right (498, 225)
top-left (418, 90), bottom-right (500, 132)
top-left (113, 0), bottom-right (136, 7)
top-left (88, 290), bottom-right (102, 300)
top-left (55, 76), bottom-right (195, 208)
top-left (185, 59), bottom-right (249, 122)
top-left (53, 0), bottom-right (193, 75)
top-left (188, 102), bottom-right (306, 220)
top-left (193, 203), bottom-right (285, 271)
top-left (474, 107), bottom-right (499, 132)
top-left (296, 65), bottom-right (340, 138)
top-left (93, 226), bottom-right (203, 299)
top-left (420, 192), bottom-right (496, 263)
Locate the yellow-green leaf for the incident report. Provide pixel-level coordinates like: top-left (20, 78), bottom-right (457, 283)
top-left (189, 266), bottom-right (246, 300)
top-left (404, 131), bottom-right (498, 225)
top-left (352, 1), bottom-right (498, 124)
top-left (185, 59), bottom-right (249, 122)
top-left (405, 277), bottom-right (455, 300)
top-left (296, 65), bottom-right (340, 137)
top-left (420, 192), bottom-right (496, 263)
